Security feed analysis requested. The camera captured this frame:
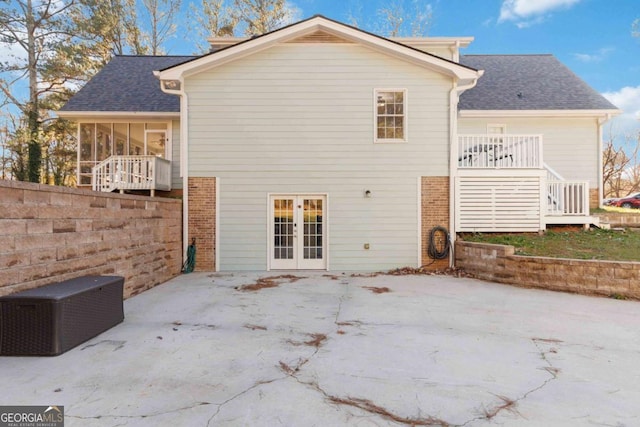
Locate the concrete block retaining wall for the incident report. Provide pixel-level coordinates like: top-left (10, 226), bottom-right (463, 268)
top-left (596, 212), bottom-right (640, 228)
top-left (456, 240), bottom-right (640, 299)
top-left (0, 180), bottom-right (182, 298)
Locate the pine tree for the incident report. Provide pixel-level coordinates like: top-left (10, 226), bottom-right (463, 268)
top-left (0, 0), bottom-right (75, 182)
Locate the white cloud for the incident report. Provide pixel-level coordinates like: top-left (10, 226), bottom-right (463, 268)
top-left (603, 86), bottom-right (640, 117)
top-left (602, 86), bottom-right (640, 141)
top-left (572, 47), bottom-right (614, 63)
top-left (498, 0), bottom-right (582, 27)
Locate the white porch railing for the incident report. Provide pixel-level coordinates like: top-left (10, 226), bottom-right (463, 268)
top-left (458, 134), bottom-right (543, 169)
top-left (546, 180), bottom-right (589, 216)
top-left (92, 155), bottom-right (171, 195)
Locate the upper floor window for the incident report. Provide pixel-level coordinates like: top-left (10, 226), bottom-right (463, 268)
top-left (375, 89), bottom-right (407, 143)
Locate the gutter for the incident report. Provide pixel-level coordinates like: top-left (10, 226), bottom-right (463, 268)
top-left (448, 72), bottom-right (483, 268)
top-left (155, 72), bottom-right (190, 265)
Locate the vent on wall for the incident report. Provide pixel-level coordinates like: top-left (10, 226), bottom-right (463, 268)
top-left (287, 30), bottom-right (353, 44)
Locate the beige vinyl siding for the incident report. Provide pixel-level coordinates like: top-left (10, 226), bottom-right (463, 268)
top-left (185, 43), bottom-right (452, 270)
top-left (170, 119), bottom-right (182, 189)
top-left (458, 117), bottom-right (599, 185)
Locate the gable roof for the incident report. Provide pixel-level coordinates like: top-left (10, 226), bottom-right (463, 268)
top-left (157, 15), bottom-right (481, 85)
top-left (59, 56), bottom-right (194, 116)
top-left (459, 54), bottom-right (618, 112)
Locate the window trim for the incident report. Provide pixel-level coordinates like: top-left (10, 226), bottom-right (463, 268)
top-left (374, 88), bottom-right (408, 144)
top-left (486, 123), bottom-right (506, 134)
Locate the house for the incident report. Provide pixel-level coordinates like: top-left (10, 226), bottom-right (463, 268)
top-left (58, 15), bottom-right (619, 272)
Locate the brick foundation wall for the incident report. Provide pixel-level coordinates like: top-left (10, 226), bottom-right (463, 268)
top-left (590, 187), bottom-right (599, 209)
top-left (0, 180), bottom-right (182, 298)
top-left (421, 177), bottom-right (450, 270)
top-left (187, 177), bottom-right (216, 271)
top-left (455, 240), bottom-right (640, 299)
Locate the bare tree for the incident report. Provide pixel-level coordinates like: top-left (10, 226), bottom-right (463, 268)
top-left (140, 0), bottom-right (182, 55)
top-left (603, 131), bottom-right (640, 198)
top-left (357, 0), bottom-right (434, 37)
top-left (233, 0), bottom-right (295, 36)
top-left (190, 0), bottom-right (239, 53)
top-left (378, 3), bottom-right (404, 37)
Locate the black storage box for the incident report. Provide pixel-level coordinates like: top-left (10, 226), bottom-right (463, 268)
top-left (0, 276), bottom-right (124, 356)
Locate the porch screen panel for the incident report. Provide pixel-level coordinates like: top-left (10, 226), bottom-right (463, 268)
top-left (129, 124), bottom-right (144, 155)
top-left (79, 124), bottom-right (96, 185)
top-left (96, 123), bottom-right (112, 162)
top-left (114, 124), bottom-right (128, 155)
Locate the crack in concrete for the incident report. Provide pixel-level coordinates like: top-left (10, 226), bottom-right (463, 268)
top-left (202, 280), bottom-right (352, 425)
top-left (206, 378), bottom-right (285, 426)
top-left (460, 338), bottom-right (561, 426)
top-left (271, 282), bottom-right (454, 426)
top-left (187, 282), bottom-right (561, 427)
top-left (66, 401), bottom-right (212, 422)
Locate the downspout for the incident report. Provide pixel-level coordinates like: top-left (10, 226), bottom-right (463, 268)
top-left (597, 113), bottom-right (612, 208)
top-left (449, 74), bottom-right (482, 268)
top-left (448, 80), bottom-right (459, 269)
top-left (156, 72), bottom-right (189, 265)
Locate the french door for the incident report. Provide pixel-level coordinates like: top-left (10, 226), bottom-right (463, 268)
top-left (270, 195), bottom-right (326, 270)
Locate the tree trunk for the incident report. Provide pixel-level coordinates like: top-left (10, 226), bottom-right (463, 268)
top-left (26, 0), bottom-right (41, 183)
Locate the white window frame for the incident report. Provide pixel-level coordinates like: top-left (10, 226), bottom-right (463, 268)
top-left (487, 124), bottom-right (506, 134)
top-left (374, 88), bottom-right (407, 143)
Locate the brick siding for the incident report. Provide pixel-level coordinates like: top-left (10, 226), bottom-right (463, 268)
top-left (187, 177), bottom-right (216, 271)
top-left (590, 187), bottom-right (599, 209)
top-left (421, 177), bottom-right (450, 270)
top-left (0, 180), bottom-right (182, 298)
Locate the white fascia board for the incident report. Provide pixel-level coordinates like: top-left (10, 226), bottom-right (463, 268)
top-left (459, 109), bottom-right (622, 119)
top-left (391, 36), bottom-right (474, 49)
top-left (56, 111), bottom-right (180, 120)
top-left (158, 16), bottom-right (481, 82)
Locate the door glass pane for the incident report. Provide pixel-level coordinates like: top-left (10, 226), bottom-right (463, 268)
top-left (274, 199), bottom-right (294, 260)
top-left (130, 124), bottom-right (144, 155)
top-left (146, 131), bottom-right (166, 158)
top-left (303, 199), bottom-right (323, 260)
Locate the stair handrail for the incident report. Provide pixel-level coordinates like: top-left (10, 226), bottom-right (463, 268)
top-left (544, 162), bottom-right (565, 181)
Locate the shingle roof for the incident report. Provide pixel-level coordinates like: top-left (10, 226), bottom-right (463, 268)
top-left (459, 54), bottom-right (618, 111)
top-left (60, 53), bottom-right (618, 114)
top-left (59, 56), bottom-right (195, 113)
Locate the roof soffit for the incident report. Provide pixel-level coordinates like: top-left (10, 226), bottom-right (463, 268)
top-left (158, 16), bottom-right (480, 82)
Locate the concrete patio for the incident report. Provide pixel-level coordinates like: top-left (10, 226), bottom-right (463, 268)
top-left (1, 271), bottom-right (639, 426)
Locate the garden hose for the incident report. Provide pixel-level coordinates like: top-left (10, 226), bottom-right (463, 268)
top-left (182, 238), bottom-right (196, 273)
top-left (427, 226), bottom-right (451, 260)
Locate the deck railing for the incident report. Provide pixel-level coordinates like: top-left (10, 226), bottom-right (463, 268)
top-left (92, 155), bottom-right (171, 195)
top-left (458, 134), bottom-right (543, 169)
top-left (546, 180), bottom-right (589, 216)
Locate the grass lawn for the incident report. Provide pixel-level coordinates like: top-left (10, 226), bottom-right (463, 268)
top-left (460, 227), bottom-right (640, 262)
